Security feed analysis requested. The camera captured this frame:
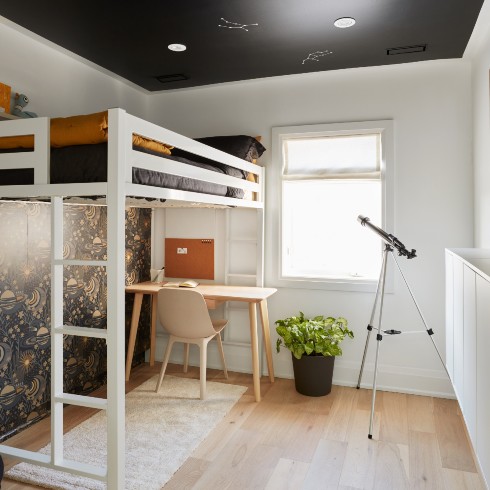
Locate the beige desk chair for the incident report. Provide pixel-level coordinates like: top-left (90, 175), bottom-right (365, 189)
top-left (155, 288), bottom-right (228, 399)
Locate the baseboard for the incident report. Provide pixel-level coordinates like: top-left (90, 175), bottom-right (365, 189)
top-left (152, 334), bottom-right (456, 398)
top-left (152, 334), bottom-right (257, 375)
top-left (275, 357), bottom-right (455, 398)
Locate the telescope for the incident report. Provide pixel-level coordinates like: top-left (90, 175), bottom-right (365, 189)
top-left (358, 215), bottom-right (416, 259)
top-left (356, 214), bottom-right (449, 440)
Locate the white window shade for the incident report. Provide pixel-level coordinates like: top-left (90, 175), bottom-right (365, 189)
top-left (284, 133), bottom-right (380, 179)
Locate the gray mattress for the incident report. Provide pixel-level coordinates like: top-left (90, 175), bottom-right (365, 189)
top-left (0, 143), bottom-right (246, 199)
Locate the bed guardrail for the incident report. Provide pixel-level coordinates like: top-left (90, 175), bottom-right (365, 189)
top-left (120, 110), bottom-right (263, 202)
top-left (0, 109), bottom-right (264, 206)
top-left (0, 117), bottom-right (50, 184)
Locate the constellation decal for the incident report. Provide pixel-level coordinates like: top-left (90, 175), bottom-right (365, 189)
top-left (219, 18), bottom-right (258, 32)
top-left (302, 49), bottom-right (333, 64)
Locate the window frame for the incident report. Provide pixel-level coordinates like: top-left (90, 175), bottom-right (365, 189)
top-left (267, 120), bottom-right (394, 292)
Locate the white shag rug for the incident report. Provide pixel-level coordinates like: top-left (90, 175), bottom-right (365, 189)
top-left (6, 375), bottom-right (246, 490)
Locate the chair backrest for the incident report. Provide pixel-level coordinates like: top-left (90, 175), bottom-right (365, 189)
top-left (157, 288), bottom-right (217, 339)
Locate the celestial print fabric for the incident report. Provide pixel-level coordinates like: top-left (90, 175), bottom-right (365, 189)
top-left (0, 202), bottom-right (151, 441)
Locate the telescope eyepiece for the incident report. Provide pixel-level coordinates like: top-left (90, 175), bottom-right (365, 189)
top-left (358, 215), bottom-right (370, 226)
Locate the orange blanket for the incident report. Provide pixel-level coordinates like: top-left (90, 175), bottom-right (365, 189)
top-left (0, 111), bottom-right (172, 156)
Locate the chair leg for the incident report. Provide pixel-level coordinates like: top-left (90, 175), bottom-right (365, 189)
top-left (183, 343), bottom-right (190, 373)
top-left (155, 336), bottom-right (175, 392)
top-left (216, 333), bottom-right (228, 379)
top-left (199, 339), bottom-right (208, 400)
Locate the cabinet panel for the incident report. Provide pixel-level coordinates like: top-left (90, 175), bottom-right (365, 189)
top-left (476, 274), bottom-right (490, 482)
top-left (453, 258), bottom-right (464, 403)
top-left (463, 265), bottom-right (477, 444)
top-left (445, 253), bottom-right (454, 381)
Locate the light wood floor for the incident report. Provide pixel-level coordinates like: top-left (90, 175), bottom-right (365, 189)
top-left (2, 362), bottom-right (486, 489)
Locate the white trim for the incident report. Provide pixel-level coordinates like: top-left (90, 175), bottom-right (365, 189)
top-left (268, 119), bottom-right (394, 293)
top-left (274, 356), bottom-right (455, 398)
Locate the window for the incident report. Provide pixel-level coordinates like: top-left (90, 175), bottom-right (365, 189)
top-left (269, 120), bottom-right (394, 292)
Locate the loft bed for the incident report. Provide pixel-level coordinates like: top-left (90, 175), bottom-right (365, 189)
top-left (0, 108), bottom-right (265, 488)
top-left (0, 108), bottom-right (264, 207)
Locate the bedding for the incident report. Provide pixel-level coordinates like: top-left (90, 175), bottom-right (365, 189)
top-left (51, 143), bottom-right (241, 198)
top-left (0, 143), bottom-right (244, 198)
top-left (0, 114), bottom-right (264, 200)
top-left (171, 134), bottom-right (265, 178)
top-left (0, 111), bottom-right (173, 156)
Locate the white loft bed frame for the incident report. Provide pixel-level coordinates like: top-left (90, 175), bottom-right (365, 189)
top-left (0, 108), bottom-right (265, 488)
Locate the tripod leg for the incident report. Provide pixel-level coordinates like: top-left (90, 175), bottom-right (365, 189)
top-left (369, 333), bottom-right (383, 439)
top-left (390, 253), bottom-right (451, 379)
top-left (357, 247), bottom-right (390, 389)
top-left (368, 245), bottom-right (390, 439)
top-left (357, 326), bottom-right (373, 390)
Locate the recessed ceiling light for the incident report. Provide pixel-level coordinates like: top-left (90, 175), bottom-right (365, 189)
top-left (334, 17), bottom-right (356, 28)
top-left (168, 43), bottom-right (187, 52)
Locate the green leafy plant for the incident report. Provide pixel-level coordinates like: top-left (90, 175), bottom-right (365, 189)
top-left (276, 312), bottom-right (354, 359)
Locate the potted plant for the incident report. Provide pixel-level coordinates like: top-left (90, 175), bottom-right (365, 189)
top-left (276, 312), bottom-right (354, 396)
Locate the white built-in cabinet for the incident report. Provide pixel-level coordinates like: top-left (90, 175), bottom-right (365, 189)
top-left (446, 248), bottom-right (490, 488)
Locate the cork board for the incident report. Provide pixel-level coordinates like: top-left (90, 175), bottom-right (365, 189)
top-left (165, 238), bottom-right (214, 280)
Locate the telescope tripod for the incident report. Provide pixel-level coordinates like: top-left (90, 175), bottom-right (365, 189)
top-left (357, 243), bottom-right (449, 439)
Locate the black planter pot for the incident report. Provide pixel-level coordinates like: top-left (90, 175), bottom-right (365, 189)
top-left (291, 353), bottom-right (335, 396)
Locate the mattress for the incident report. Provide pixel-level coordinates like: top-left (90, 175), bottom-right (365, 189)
top-left (0, 143), bottom-right (246, 199)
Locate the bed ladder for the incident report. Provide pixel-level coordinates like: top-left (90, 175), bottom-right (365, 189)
top-left (49, 196), bottom-right (109, 481)
top-left (50, 154), bottom-right (127, 488)
top-left (0, 108), bottom-right (127, 488)
top-left (223, 207), bottom-right (266, 372)
top-left (0, 197), bottom-right (111, 483)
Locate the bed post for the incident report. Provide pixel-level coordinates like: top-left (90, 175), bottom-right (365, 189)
top-left (106, 108), bottom-right (127, 488)
top-left (50, 196), bottom-right (64, 466)
top-left (256, 204), bottom-right (265, 288)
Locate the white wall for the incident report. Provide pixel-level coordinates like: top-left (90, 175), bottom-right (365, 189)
top-left (0, 18), bottom-right (147, 118)
top-left (467, 1), bottom-right (490, 247)
top-left (149, 60), bottom-right (473, 396)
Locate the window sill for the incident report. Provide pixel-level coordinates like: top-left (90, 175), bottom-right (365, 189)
top-left (269, 275), bottom-right (393, 293)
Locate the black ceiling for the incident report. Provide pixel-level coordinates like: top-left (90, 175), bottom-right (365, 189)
top-left (0, 0), bottom-right (484, 91)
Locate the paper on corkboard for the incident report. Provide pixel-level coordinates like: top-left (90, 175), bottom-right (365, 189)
top-left (165, 238), bottom-right (214, 280)
top-left (0, 83), bottom-right (11, 113)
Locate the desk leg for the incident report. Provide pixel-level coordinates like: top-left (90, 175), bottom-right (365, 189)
top-left (126, 293), bottom-right (143, 381)
top-left (249, 302), bottom-right (261, 402)
top-left (259, 299), bottom-right (275, 383)
top-left (149, 295), bottom-right (157, 367)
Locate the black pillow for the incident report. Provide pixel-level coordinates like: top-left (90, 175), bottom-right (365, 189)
top-left (194, 135), bottom-right (266, 162)
top-left (171, 135), bottom-right (266, 178)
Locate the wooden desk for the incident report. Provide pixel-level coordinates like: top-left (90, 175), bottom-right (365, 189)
top-left (125, 282), bottom-right (277, 401)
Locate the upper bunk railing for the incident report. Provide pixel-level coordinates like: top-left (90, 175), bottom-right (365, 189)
top-left (0, 109), bottom-right (264, 208)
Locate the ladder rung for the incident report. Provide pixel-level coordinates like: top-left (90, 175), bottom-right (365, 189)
top-left (54, 259), bottom-right (107, 267)
top-left (0, 445), bottom-right (51, 465)
top-left (56, 325), bottom-right (107, 339)
top-left (55, 393), bottom-right (107, 410)
top-left (56, 458), bottom-right (107, 481)
top-left (0, 446), bottom-right (107, 481)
